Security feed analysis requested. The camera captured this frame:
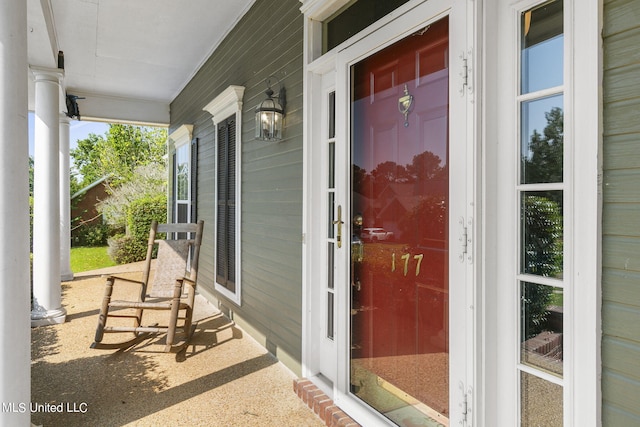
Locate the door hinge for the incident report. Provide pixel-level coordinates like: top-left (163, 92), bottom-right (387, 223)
top-left (459, 383), bottom-right (473, 425)
top-left (459, 50), bottom-right (472, 96)
top-left (458, 217), bottom-right (472, 263)
top-left (462, 391), bottom-right (469, 425)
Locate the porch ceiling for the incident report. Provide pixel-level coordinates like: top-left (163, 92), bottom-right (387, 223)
top-left (27, 0), bottom-right (256, 125)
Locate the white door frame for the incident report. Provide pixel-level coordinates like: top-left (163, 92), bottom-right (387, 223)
top-left (483, 0), bottom-right (602, 425)
top-left (302, 0), bottom-right (480, 425)
top-left (302, 0), bottom-right (601, 425)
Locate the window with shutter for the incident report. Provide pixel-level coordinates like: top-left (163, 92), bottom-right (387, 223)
top-left (203, 85), bottom-right (244, 305)
top-left (169, 125), bottom-right (195, 239)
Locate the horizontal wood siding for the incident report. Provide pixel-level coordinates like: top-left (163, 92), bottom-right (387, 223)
top-left (169, 0), bottom-right (304, 365)
top-left (602, 0), bottom-right (640, 421)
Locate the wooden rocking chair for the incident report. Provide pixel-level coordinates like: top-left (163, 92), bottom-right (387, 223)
top-left (91, 220), bottom-right (204, 352)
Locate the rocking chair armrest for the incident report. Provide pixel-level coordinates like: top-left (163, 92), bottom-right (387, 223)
top-left (104, 275), bottom-right (146, 286)
top-left (177, 277), bottom-right (197, 293)
top-left (178, 276), bottom-right (196, 285)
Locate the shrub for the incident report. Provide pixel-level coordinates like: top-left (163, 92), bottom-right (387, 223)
top-left (73, 223), bottom-right (112, 247)
top-left (107, 234), bottom-right (147, 264)
top-left (107, 194), bottom-right (167, 264)
top-left (127, 194), bottom-right (167, 241)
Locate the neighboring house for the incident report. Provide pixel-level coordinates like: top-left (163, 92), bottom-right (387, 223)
top-left (70, 177), bottom-right (108, 243)
top-left (166, 0), bottom-right (636, 426)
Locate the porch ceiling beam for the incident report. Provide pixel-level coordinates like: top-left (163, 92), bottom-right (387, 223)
top-left (39, 0), bottom-right (59, 61)
top-left (68, 91), bottom-right (170, 126)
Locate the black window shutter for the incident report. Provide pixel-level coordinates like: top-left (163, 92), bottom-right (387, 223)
top-left (216, 117), bottom-right (236, 293)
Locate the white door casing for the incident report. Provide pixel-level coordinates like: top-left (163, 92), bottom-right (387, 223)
top-left (303, 0), bottom-right (479, 425)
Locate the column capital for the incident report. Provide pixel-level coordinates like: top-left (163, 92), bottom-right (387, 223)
top-left (59, 113), bottom-right (71, 124)
top-left (29, 65), bottom-right (64, 83)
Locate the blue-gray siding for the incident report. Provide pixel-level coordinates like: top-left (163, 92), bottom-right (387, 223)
top-left (170, 0), bottom-right (304, 366)
top-left (602, 0), bottom-right (640, 423)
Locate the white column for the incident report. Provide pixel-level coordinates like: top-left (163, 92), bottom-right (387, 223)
top-left (31, 66), bottom-right (66, 326)
top-left (60, 115), bottom-right (74, 281)
top-left (0, 0), bottom-right (31, 424)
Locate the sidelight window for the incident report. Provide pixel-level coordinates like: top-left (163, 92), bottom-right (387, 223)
top-left (517, 1), bottom-right (565, 425)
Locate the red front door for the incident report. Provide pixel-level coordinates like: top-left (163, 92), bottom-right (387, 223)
top-left (350, 17), bottom-right (450, 425)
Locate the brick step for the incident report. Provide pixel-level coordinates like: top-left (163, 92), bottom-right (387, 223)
top-left (293, 378), bottom-right (361, 427)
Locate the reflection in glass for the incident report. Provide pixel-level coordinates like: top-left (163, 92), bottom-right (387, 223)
top-left (350, 17), bottom-right (450, 426)
top-left (520, 372), bottom-right (563, 427)
top-left (177, 203), bottom-right (188, 224)
top-left (328, 291), bottom-right (335, 339)
top-left (328, 242), bottom-right (335, 290)
top-left (521, 95), bottom-right (563, 184)
top-left (176, 144), bottom-right (189, 200)
top-left (521, 0), bottom-right (563, 94)
top-left (521, 282), bottom-right (563, 376)
top-left (328, 192), bottom-right (335, 238)
top-left (323, 0), bottom-right (411, 53)
top-left (521, 191), bottom-right (563, 278)
top-left (329, 142), bottom-right (335, 189)
top-left (521, 371), bottom-right (563, 426)
top-left (329, 91), bottom-right (336, 139)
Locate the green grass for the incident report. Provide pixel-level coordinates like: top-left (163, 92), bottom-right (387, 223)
top-left (70, 246), bottom-right (116, 273)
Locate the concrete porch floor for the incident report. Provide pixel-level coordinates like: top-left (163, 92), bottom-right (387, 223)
top-left (31, 262), bottom-right (324, 427)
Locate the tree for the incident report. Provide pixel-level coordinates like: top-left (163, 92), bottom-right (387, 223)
top-left (521, 195), bottom-right (563, 340)
top-left (522, 107), bottom-right (563, 184)
top-left (71, 133), bottom-right (104, 188)
top-left (407, 150), bottom-right (444, 182)
top-left (71, 124), bottom-right (167, 189)
top-left (98, 164), bottom-right (167, 230)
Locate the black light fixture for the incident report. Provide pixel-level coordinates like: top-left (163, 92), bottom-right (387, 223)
top-left (255, 76), bottom-right (286, 141)
top-left (65, 94), bottom-right (85, 120)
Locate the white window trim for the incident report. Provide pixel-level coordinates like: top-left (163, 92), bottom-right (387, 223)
top-left (570, 0), bottom-right (602, 424)
top-left (485, 0), bottom-right (601, 425)
top-left (169, 124), bottom-right (194, 224)
top-left (204, 85), bottom-right (245, 306)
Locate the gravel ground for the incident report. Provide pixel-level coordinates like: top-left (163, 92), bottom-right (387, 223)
top-left (31, 263), bottom-right (322, 427)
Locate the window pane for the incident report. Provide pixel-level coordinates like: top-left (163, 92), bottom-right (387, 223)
top-left (521, 371), bottom-right (563, 426)
top-left (329, 91), bottom-right (336, 139)
top-left (327, 291), bottom-right (335, 339)
top-left (521, 191), bottom-right (563, 278)
top-left (329, 142), bottom-right (336, 189)
top-left (521, 0), bottom-right (563, 94)
top-left (521, 282), bottom-right (563, 376)
top-left (521, 95), bottom-right (563, 184)
top-left (328, 242), bottom-right (335, 290)
top-left (323, 0), bottom-right (410, 53)
top-left (177, 203), bottom-right (188, 223)
top-left (176, 144), bottom-right (189, 200)
top-left (328, 192), bottom-right (335, 238)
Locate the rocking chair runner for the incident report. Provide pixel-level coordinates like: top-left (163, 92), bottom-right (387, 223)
top-left (91, 220), bottom-right (204, 352)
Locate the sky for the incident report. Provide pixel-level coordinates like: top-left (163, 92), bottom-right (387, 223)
top-left (28, 112), bottom-right (110, 157)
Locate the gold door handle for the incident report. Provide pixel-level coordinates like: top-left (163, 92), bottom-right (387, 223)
top-left (333, 205), bottom-right (344, 248)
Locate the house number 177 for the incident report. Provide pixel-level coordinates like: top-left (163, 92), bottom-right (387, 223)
top-left (392, 253), bottom-right (424, 276)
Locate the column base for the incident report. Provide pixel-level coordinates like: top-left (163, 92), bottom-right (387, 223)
top-left (31, 307), bottom-right (67, 327)
top-left (61, 271), bottom-right (74, 281)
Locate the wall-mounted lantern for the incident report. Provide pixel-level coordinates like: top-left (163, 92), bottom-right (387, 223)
top-left (255, 76), bottom-right (286, 141)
